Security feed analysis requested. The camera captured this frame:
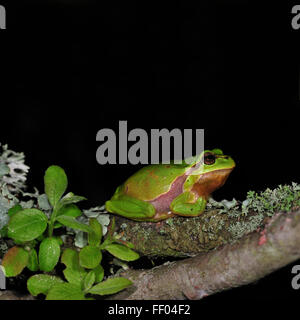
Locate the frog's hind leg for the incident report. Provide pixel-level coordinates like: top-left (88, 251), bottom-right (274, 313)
top-left (170, 191), bottom-right (206, 216)
top-left (105, 194), bottom-right (156, 220)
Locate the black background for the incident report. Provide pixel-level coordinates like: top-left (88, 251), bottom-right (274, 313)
top-left (0, 0), bottom-right (300, 307)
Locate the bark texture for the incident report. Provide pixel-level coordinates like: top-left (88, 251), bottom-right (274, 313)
top-left (111, 208), bottom-right (300, 299)
top-left (114, 208), bottom-right (267, 257)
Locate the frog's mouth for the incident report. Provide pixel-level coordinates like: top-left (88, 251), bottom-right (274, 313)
top-left (202, 167), bottom-right (234, 184)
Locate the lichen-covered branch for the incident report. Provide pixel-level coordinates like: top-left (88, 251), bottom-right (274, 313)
top-left (113, 208), bottom-right (267, 257)
top-left (112, 210), bottom-right (269, 257)
top-left (111, 208), bottom-right (300, 300)
top-left (112, 185), bottom-right (300, 257)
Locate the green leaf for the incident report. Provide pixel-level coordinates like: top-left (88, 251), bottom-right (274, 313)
top-left (63, 268), bottom-right (86, 287)
top-left (46, 283), bottom-right (85, 300)
top-left (83, 270), bottom-right (96, 292)
top-left (61, 249), bottom-right (86, 286)
top-left (105, 243), bottom-right (139, 261)
top-left (93, 264), bottom-right (104, 283)
top-left (116, 240), bottom-right (135, 249)
top-left (88, 218), bottom-right (102, 246)
top-left (87, 277), bottom-right (132, 296)
top-left (56, 215), bottom-right (93, 233)
top-left (2, 246), bottom-right (29, 277)
top-left (57, 204), bottom-right (82, 218)
top-left (61, 248), bottom-right (79, 268)
top-left (8, 204), bottom-right (22, 217)
top-left (27, 274), bottom-right (64, 296)
top-left (0, 225), bottom-right (8, 238)
top-left (54, 204), bottom-right (82, 228)
top-left (39, 237), bottom-right (61, 272)
top-left (27, 248), bottom-right (39, 271)
top-left (44, 165), bottom-right (68, 207)
top-left (7, 209), bottom-right (48, 242)
top-left (79, 245), bottom-right (102, 269)
top-left (59, 192), bottom-right (87, 206)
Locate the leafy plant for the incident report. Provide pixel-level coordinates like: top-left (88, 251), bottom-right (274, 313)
top-left (27, 222), bottom-right (134, 300)
top-left (1, 165), bottom-right (139, 299)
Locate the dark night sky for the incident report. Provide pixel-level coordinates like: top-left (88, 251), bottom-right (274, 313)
top-left (0, 0), bottom-right (300, 306)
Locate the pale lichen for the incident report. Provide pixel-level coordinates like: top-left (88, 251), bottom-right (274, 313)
top-left (0, 144), bottom-right (31, 231)
top-left (0, 143), bottom-right (29, 193)
top-left (208, 183), bottom-right (300, 220)
top-left (209, 183), bottom-right (300, 241)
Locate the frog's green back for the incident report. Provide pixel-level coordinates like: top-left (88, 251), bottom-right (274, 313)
top-left (123, 163), bottom-right (189, 201)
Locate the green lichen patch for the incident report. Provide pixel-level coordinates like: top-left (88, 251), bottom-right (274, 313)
top-left (208, 182), bottom-right (300, 219)
top-left (208, 182), bottom-right (300, 241)
top-left (243, 183), bottom-right (300, 216)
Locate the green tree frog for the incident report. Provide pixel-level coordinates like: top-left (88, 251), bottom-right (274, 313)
top-left (105, 149), bottom-right (235, 221)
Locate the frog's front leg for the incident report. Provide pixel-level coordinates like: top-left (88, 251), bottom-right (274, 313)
top-left (170, 191), bottom-right (206, 216)
top-left (105, 194), bottom-right (156, 220)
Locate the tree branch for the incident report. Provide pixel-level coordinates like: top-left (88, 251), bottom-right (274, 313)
top-left (113, 207), bottom-right (267, 257)
top-left (111, 209), bottom-right (300, 299)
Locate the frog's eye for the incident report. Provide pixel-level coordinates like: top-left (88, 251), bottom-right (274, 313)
top-left (204, 152), bottom-right (216, 165)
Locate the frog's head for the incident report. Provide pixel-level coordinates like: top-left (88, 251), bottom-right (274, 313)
top-left (200, 148), bottom-right (235, 173)
top-left (188, 149), bottom-right (235, 197)
top-left (189, 149), bottom-right (235, 173)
